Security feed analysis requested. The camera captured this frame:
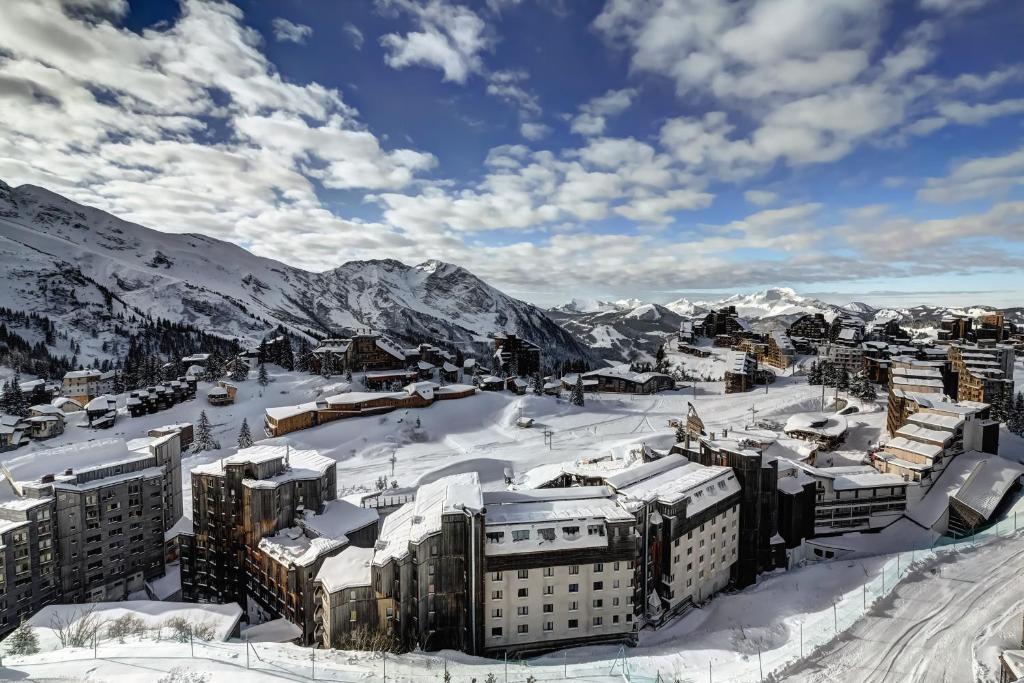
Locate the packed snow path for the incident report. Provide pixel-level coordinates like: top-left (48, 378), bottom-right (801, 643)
top-left (783, 535), bottom-right (1024, 683)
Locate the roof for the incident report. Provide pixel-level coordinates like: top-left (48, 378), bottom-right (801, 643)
top-left (952, 458), bottom-right (1024, 520)
top-left (373, 472), bottom-right (482, 565)
top-left (831, 467), bottom-right (908, 491)
top-left (884, 436), bottom-right (944, 460)
top-left (608, 455), bottom-right (740, 515)
top-left (482, 487), bottom-right (633, 525)
top-left (63, 369), bottom-right (101, 379)
top-left (316, 545), bottom-right (377, 593)
top-left (784, 412), bottom-right (848, 438)
top-left (264, 401), bottom-right (321, 421)
top-left (300, 499), bottom-right (378, 539)
top-left (375, 337), bottom-right (406, 361)
top-left (726, 350), bottom-right (753, 374)
top-left (583, 364), bottom-right (671, 385)
top-left (257, 527), bottom-right (346, 568)
top-left (84, 394), bottom-right (117, 411)
top-left (908, 412), bottom-right (964, 431)
top-left (191, 445), bottom-right (333, 486)
top-left (895, 423), bottom-right (952, 446)
top-left (1, 438), bottom-right (154, 493)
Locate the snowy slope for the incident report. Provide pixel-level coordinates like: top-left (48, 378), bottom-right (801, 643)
top-left (0, 180), bottom-right (590, 363)
top-left (547, 302), bottom-right (684, 362)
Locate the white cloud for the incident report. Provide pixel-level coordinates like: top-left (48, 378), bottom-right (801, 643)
top-left (271, 17), bottom-right (313, 44)
top-left (919, 146), bottom-right (1024, 203)
top-left (343, 22), bottom-right (365, 50)
top-left (519, 122), bottom-right (550, 140)
top-left (487, 69), bottom-right (541, 117)
top-left (379, 0), bottom-right (490, 83)
top-left (570, 88), bottom-right (637, 136)
top-left (744, 190), bottom-right (778, 206)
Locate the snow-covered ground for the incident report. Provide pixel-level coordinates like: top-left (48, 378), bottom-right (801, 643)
top-left (3, 350), bottom-right (1024, 682)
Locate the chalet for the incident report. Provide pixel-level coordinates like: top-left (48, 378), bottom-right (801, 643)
top-left (26, 414), bottom-right (63, 439)
top-left (364, 370), bottom-right (418, 391)
top-left (52, 396), bottom-right (84, 413)
top-left (724, 351), bottom-right (756, 394)
top-left (415, 360), bottom-right (436, 380)
top-left (479, 375), bottom-right (507, 392)
top-left (505, 376), bottom-right (528, 395)
top-left (0, 414), bottom-right (29, 452)
top-left (207, 381), bottom-right (237, 406)
top-left (18, 379), bottom-right (58, 405)
top-left (84, 394), bottom-right (117, 429)
top-left (181, 352), bottom-right (211, 367)
top-left (311, 338), bottom-right (351, 374)
top-left (581, 366), bottom-right (673, 394)
top-left (492, 332), bottom-right (542, 376)
top-left (403, 343), bottom-right (455, 368)
top-left (441, 361), bottom-right (460, 383)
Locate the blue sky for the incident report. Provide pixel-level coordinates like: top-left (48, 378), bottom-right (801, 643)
top-left (1, 0), bottom-right (1023, 308)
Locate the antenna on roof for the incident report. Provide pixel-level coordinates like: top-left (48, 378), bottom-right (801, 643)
top-left (285, 444), bottom-right (290, 467)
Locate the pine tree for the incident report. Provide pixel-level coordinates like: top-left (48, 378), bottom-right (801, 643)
top-left (570, 376), bottom-right (585, 407)
top-left (0, 381), bottom-right (13, 415)
top-left (229, 360), bottom-right (248, 382)
top-left (6, 619), bottom-right (39, 655)
top-left (237, 418), bottom-right (253, 449)
top-left (674, 420), bottom-right (687, 444)
top-left (279, 336), bottom-right (295, 371)
top-left (807, 360), bottom-right (820, 385)
top-left (192, 410), bottom-right (220, 453)
top-left (860, 378), bottom-right (878, 403)
top-left (990, 387), bottom-right (1007, 423)
top-left (257, 363), bottom-right (269, 387)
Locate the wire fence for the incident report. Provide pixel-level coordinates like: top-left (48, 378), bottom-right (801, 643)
top-left (2, 516), bottom-right (1021, 683)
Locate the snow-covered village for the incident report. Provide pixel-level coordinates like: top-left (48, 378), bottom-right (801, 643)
top-left (2, 1), bottom-right (1024, 682)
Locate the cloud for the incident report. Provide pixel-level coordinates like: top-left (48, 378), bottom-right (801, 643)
top-left (519, 122), bottom-right (550, 140)
top-left (918, 145), bottom-right (1024, 203)
top-left (919, 0), bottom-right (990, 14)
top-left (379, 0), bottom-right (490, 83)
top-left (744, 190), bottom-right (778, 206)
top-left (486, 69), bottom-right (541, 117)
top-left (271, 17), bottom-right (313, 44)
top-left (570, 88), bottom-right (637, 136)
top-left (343, 22), bottom-right (365, 50)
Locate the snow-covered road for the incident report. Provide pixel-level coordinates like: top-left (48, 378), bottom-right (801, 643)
top-left (783, 535), bottom-right (1024, 683)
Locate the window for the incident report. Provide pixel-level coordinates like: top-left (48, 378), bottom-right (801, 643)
top-left (612, 597), bottom-right (619, 607)
top-left (593, 616), bottom-right (603, 627)
top-left (538, 528), bottom-right (555, 541)
top-left (492, 571), bottom-right (503, 581)
top-left (350, 610), bottom-right (358, 622)
top-left (491, 627), bottom-right (503, 637)
top-left (613, 579), bottom-right (620, 589)
top-left (594, 562), bottom-right (604, 572)
top-left (562, 525), bottom-right (579, 537)
top-left (512, 530), bottom-right (530, 542)
top-left (587, 525), bottom-right (604, 537)
top-left (568, 619), bottom-right (579, 629)
top-left (568, 583), bottom-right (579, 593)
top-left (592, 599), bottom-right (603, 608)
top-left (544, 621), bottom-right (553, 632)
top-left (593, 581), bottom-right (603, 591)
top-left (517, 606), bottom-right (528, 616)
top-left (614, 561), bottom-right (620, 571)
top-left (543, 567), bottom-right (554, 577)
top-left (517, 569), bottom-right (529, 580)
top-left (543, 603), bottom-right (553, 613)
top-left (544, 585), bottom-right (554, 595)
top-left (569, 565), bottom-right (579, 575)
top-left (492, 590), bottom-right (503, 600)
top-left (517, 624), bottom-right (528, 634)
top-left (569, 601), bottom-right (578, 611)
top-left (517, 587), bottom-right (528, 598)
top-left (487, 532), bottom-right (504, 544)
top-left (492, 608), bottom-right (502, 618)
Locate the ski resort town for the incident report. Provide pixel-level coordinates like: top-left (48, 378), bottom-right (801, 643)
top-left (0, 308), bottom-right (1023, 675)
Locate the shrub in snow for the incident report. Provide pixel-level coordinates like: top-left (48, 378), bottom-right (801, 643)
top-left (50, 605), bottom-right (105, 648)
top-left (158, 667), bottom-right (210, 683)
top-left (163, 616), bottom-right (216, 642)
top-left (106, 613), bottom-right (146, 643)
top-left (5, 620), bottom-right (39, 655)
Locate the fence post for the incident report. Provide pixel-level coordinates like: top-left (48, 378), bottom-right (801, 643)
top-left (757, 644), bottom-right (763, 682)
top-left (799, 622), bottom-right (803, 659)
top-left (709, 659), bottom-right (713, 683)
top-left (190, 632), bottom-right (193, 658)
top-left (245, 634), bottom-right (249, 669)
top-left (833, 601), bottom-right (838, 632)
top-left (311, 649), bottom-right (315, 681)
top-left (564, 650), bottom-right (568, 679)
top-left (383, 650), bottom-right (387, 682)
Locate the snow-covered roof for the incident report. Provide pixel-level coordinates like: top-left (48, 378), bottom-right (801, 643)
top-left (726, 350), bottom-right (753, 374)
top-left (84, 394), bottom-right (116, 411)
top-left (375, 337), bottom-right (406, 361)
top-left (783, 412), bottom-right (848, 438)
top-left (52, 397), bottom-right (83, 410)
top-left (63, 369), bottom-right (101, 379)
top-left (181, 353), bottom-right (210, 363)
top-left (264, 401), bottom-right (322, 421)
top-left (908, 412), bottom-right (964, 431)
top-left (830, 467), bottom-right (907, 491)
top-left (258, 527), bottom-right (346, 569)
top-left (191, 445), bottom-right (334, 487)
top-left (404, 381), bottom-right (436, 400)
top-left (1, 438), bottom-right (154, 493)
top-left (207, 387), bottom-right (228, 397)
top-left (373, 472), bottom-right (482, 564)
top-left (442, 362), bottom-right (458, 372)
top-left (894, 423), bottom-right (952, 446)
top-left (608, 455), bottom-right (739, 514)
top-left (326, 391), bottom-right (406, 406)
top-left (952, 458), bottom-right (1024, 521)
top-left (583, 364), bottom-right (671, 384)
top-left (463, 358), bottom-right (476, 369)
top-left (300, 499), bottom-right (378, 539)
top-left (416, 361), bottom-right (434, 370)
top-left (29, 404), bottom-right (63, 416)
top-left (243, 618), bottom-right (303, 643)
top-left (884, 436), bottom-right (943, 460)
top-left (316, 545), bottom-right (375, 593)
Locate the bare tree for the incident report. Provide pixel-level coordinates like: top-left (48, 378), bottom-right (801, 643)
top-left (50, 605), bottom-right (107, 648)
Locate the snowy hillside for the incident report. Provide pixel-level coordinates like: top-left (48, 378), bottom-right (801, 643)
top-left (0, 180), bottom-right (591, 364)
top-left (547, 302), bottom-right (684, 362)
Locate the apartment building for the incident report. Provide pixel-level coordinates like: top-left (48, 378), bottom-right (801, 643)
top-left (0, 432), bottom-right (183, 635)
top-left (948, 342), bottom-right (1015, 403)
top-left (60, 369), bottom-right (114, 404)
top-left (777, 463), bottom-right (907, 536)
top-left (480, 487), bottom-right (638, 656)
top-left (886, 364), bottom-right (947, 435)
top-left (817, 343), bottom-right (865, 374)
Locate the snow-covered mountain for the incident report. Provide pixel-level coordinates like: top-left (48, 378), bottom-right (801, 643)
top-left (665, 288), bottom-right (836, 321)
top-left (551, 298), bottom-right (644, 315)
top-left (547, 302), bottom-right (684, 362)
top-left (0, 180), bottom-right (592, 365)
